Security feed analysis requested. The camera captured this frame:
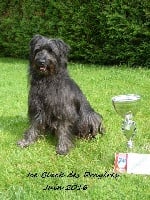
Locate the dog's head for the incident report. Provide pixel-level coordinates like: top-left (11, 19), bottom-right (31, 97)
top-left (29, 35), bottom-right (70, 76)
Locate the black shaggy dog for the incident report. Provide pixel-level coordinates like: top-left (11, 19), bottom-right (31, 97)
top-left (18, 35), bottom-right (104, 155)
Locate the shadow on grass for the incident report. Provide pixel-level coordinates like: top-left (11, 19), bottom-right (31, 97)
top-left (0, 115), bottom-right (110, 157)
top-left (0, 115), bottom-right (57, 147)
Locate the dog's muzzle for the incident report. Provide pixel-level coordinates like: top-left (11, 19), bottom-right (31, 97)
top-left (39, 65), bottom-right (48, 73)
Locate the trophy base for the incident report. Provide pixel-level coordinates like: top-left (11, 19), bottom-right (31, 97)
top-left (114, 153), bottom-right (150, 175)
top-left (127, 139), bottom-right (133, 149)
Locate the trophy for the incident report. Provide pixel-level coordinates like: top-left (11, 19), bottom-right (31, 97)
top-left (112, 94), bottom-right (141, 150)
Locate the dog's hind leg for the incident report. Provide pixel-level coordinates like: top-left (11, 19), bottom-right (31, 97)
top-left (55, 123), bottom-right (74, 155)
top-left (77, 110), bottom-right (105, 139)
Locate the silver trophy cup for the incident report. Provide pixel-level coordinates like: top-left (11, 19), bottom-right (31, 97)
top-left (112, 94), bottom-right (141, 150)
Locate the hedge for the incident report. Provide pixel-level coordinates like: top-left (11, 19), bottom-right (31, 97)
top-left (0, 0), bottom-right (149, 67)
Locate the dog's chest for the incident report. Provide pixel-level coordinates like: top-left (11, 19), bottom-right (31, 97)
top-left (34, 79), bottom-right (70, 108)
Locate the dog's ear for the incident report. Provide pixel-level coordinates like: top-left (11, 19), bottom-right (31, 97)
top-left (30, 35), bottom-right (43, 48)
top-left (56, 39), bottom-right (70, 58)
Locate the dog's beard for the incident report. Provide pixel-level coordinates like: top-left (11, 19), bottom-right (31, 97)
top-left (35, 63), bottom-right (56, 76)
top-left (33, 58), bottom-right (57, 76)
top-left (32, 49), bottom-right (58, 76)
top-left (38, 64), bottom-right (50, 74)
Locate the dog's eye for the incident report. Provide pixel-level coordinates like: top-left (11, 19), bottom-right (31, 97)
top-left (44, 44), bottom-right (52, 53)
top-left (47, 47), bottom-right (52, 53)
top-left (34, 49), bottom-right (40, 55)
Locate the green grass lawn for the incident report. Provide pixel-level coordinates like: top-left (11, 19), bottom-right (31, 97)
top-left (0, 58), bottom-right (150, 200)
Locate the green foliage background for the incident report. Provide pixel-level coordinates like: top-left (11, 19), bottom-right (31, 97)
top-left (0, 0), bottom-right (149, 67)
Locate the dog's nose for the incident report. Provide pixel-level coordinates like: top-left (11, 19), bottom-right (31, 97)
top-left (39, 59), bottom-right (45, 65)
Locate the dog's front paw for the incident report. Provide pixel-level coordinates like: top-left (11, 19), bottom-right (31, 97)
top-left (56, 144), bottom-right (69, 155)
top-left (56, 137), bottom-right (73, 155)
top-left (17, 139), bottom-right (30, 148)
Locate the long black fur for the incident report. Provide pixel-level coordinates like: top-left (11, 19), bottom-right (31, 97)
top-left (18, 35), bottom-right (104, 155)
